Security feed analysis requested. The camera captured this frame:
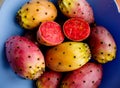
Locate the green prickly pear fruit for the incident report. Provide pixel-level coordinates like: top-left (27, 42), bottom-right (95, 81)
top-left (45, 42), bottom-right (91, 72)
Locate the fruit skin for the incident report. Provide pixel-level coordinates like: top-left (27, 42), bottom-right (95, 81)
top-left (58, 0), bottom-right (94, 24)
top-left (63, 17), bottom-right (90, 41)
top-left (45, 42), bottom-right (91, 72)
top-left (36, 70), bottom-right (62, 88)
top-left (37, 21), bottom-right (64, 46)
top-left (5, 36), bottom-right (45, 80)
top-left (16, 0), bottom-right (57, 30)
top-left (88, 26), bottom-right (117, 63)
top-left (60, 62), bottom-right (103, 88)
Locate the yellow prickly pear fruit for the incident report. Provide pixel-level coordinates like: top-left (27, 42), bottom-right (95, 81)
top-left (45, 42), bottom-right (91, 72)
top-left (16, 0), bottom-right (57, 30)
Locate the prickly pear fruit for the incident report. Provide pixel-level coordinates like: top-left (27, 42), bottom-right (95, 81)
top-left (37, 21), bottom-right (64, 46)
top-left (45, 42), bottom-right (91, 72)
top-left (60, 62), bottom-right (103, 88)
top-left (16, 0), bottom-right (57, 30)
top-left (63, 18), bottom-right (90, 41)
top-left (5, 36), bottom-right (45, 80)
top-left (88, 26), bottom-right (117, 63)
top-left (36, 70), bottom-right (62, 88)
top-left (58, 0), bottom-right (94, 24)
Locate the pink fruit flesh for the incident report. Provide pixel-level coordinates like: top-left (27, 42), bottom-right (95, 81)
top-left (37, 21), bottom-right (64, 46)
top-left (63, 18), bottom-right (90, 41)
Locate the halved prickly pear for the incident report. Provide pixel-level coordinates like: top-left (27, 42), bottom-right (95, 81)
top-left (60, 62), bottom-right (103, 88)
top-left (63, 18), bottom-right (90, 41)
top-left (16, 0), bottom-right (57, 30)
top-left (58, 0), bottom-right (94, 24)
top-left (88, 26), bottom-right (117, 63)
top-left (5, 36), bottom-right (45, 80)
top-left (37, 21), bottom-right (64, 46)
top-left (36, 70), bottom-right (62, 88)
top-left (45, 42), bottom-right (91, 72)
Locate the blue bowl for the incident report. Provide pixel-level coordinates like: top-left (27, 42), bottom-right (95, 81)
top-left (0, 0), bottom-right (120, 88)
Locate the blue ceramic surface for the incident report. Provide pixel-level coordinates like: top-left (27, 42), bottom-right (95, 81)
top-left (0, 0), bottom-right (120, 88)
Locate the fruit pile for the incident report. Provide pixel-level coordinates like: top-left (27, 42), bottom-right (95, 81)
top-left (5, 0), bottom-right (117, 88)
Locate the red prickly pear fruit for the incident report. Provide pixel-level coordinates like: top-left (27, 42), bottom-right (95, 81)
top-left (58, 0), bottom-right (94, 24)
top-left (60, 62), bottom-right (103, 88)
top-left (63, 17), bottom-right (90, 41)
top-left (88, 26), bottom-right (117, 63)
top-left (36, 70), bottom-right (62, 88)
top-left (5, 36), bottom-right (45, 80)
top-left (37, 21), bottom-right (64, 46)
